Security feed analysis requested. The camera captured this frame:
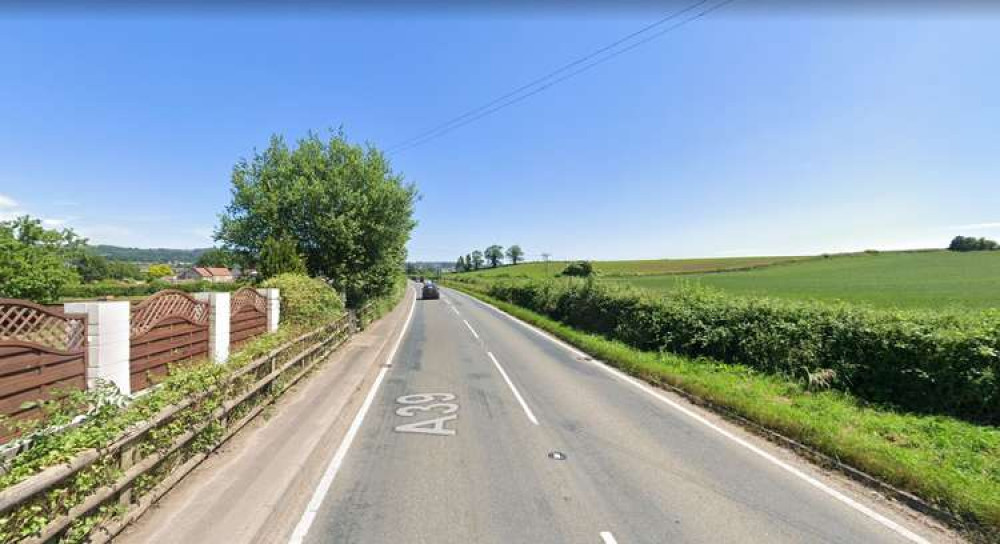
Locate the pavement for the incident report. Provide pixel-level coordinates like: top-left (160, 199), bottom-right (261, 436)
top-left (116, 283), bottom-right (959, 544)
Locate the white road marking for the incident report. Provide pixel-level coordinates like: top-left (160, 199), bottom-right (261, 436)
top-left (288, 289), bottom-right (418, 544)
top-left (462, 319), bottom-right (480, 339)
top-left (447, 289), bottom-right (930, 544)
top-left (600, 531), bottom-right (618, 544)
top-left (450, 305), bottom-right (461, 316)
top-left (487, 351), bottom-right (539, 426)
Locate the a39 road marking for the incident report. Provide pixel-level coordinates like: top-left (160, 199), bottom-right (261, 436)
top-left (394, 393), bottom-right (459, 436)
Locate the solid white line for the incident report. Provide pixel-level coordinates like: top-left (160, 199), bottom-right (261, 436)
top-left (462, 319), bottom-right (480, 339)
top-left (487, 351), bottom-right (539, 426)
top-left (599, 531), bottom-right (618, 544)
top-left (446, 289), bottom-right (930, 544)
top-left (450, 305), bottom-right (460, 316)
top-left (288, 289), bottom-right (418, 544)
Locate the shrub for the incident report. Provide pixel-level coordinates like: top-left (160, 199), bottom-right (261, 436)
top-left (484, 279), bottom-right (1000, 424)
top-left (561, 261), bottom-right (594, 277)
top-left (261, 273), bottom-right (344, 324)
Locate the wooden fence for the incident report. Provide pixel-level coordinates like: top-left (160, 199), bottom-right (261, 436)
top-left (0, 308), bottom-right (366, 543)
top-left (229, 288), bottom-right (267, 347)
top-left (129, 291), bottom-right (210, 392)
top-left (0, 300), bottom-right (88, 439)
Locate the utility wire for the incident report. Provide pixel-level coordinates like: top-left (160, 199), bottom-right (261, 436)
top-left (388, 0), bottom-right (736, 156)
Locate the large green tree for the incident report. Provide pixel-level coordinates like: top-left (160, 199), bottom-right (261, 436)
top-left (259, 235), bottom-right (307, 279)
top-left (506, 244), bottom-right (524, 265)
top-left (216, 131), bottom-right (418, 306)
top-left (195, 248), bottom-right (238, 268)
top-left (484, 245), bottom-right (504, 268)
top-left (0, 216), bottom-right (85, 302)
top-left (470, 250), bottom-right (484, 270)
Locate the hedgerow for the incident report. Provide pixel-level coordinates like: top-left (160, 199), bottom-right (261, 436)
top-left (473, 278), bottom-right (1000, 424)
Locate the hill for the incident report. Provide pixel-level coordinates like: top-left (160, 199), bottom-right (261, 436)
top-left (90, 245), bottom-right (210, 264)
top-left (456, 255), bottom-right (808, 279)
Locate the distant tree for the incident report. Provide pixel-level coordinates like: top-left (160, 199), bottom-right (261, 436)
top-left (561, 260), bottom-right (594, 277)
top-left (470, 250), bottom-right (484, 270)
top-left (506, 245), bottom-right (524, 265)
top-left (196, 247), bottom-right (237, 268)
top-left (484, 245), bottom-right (504, 268)
top-left (108, 260), bottom-right (143, 280)
top-left (0, 216), bottom-right (84, 302)
top-left (146, 263), bottom-right (173, 280)
top-left (465, 253), bottom-right (473, 270)
top-left (259, 235), bottom-right (307, 279)
top-left (949, 235), bottom-right (999, 252)
top-left (456, 255), bottom-right (466, 272)
top-left (74, 252), bottom-right (112, 283)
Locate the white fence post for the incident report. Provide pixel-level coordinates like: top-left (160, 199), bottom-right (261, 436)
top-left (64, 301), bottom-right (131, 396)
top-left (195, 292), bottom-right (230, 364)
top-left (257, 288), bottom-right (280, 332)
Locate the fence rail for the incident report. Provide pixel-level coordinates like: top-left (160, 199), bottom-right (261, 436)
top-left (0, 303), bottom-right (371, 543)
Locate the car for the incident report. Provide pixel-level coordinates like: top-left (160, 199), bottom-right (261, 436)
top-left (421, 281), bottom-right (440, 300)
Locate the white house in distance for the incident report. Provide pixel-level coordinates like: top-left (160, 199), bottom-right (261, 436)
top-left (179, 267), bottom-right (235, 283)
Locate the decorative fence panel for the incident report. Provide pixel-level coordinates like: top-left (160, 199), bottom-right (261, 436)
top-left (230, 288), bottom-right (267, 347)
top-left (0, 300), bottom-right (88, 439)
top-left (129, 291), bottom-right (209, 392)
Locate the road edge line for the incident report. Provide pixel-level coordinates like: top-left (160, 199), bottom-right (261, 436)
top-left (486, 351), bottom-right (539, 426)
top-left (287, 288), bottom-right (417, 544)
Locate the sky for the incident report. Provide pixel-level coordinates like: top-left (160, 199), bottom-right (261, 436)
top-left (1, 2), bottom-right (998, 262)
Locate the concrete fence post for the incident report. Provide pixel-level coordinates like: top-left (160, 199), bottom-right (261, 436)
top-left (195, 292), bottom-right (230, 364)
top-left (257, 288), bottom-right (280, 332)
top-left (63, 301), bottom-right (131, 396)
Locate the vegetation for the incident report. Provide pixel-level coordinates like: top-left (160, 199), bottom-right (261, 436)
top-left (949, 235), bottom-right (999, 252)
top-left (59, 279), bottom-right (247, 300)
top-left (259, 235), bottom-right (307, 279)
top-left (506, 245), bottom-right (524, 265)
top-left (462, 277), bottom-right (1000, 424)
top-left (194, 247), bottom-right (239, 268)
top-left (484, 245), bottom-right (504, 268)
top-left (145, 263), bottom-right (173, 280)
top-left (455, 255), bottom-right (809, 279)
top-left (216, 130), bottom-right (418, 307)
top-left (444, 283), bottom-right (1000, 536)
top-left (470, 250), bottom-right (484, 270)
top-left (89, 245), bottom-right (208, 264)
top-left (73, 252), bottom-right (143, 283)
top-left (610, 250), bottom-right (1000, 310)
top-left (560, 260), bottom-right (594, 277)
top-left (261, 273), bottom-right (344, 324)
top-left (0, 216), bottom-right (85, 303)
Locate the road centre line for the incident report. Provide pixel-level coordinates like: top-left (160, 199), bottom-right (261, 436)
top-left (446, 288), bottom-right (930, 544)
top-left (288, 288), bottom-right (418, 544)
top-left (599, 532), bottom-right (618, 544)
top-left (487, 351), bottom-right (539, 426)
top-left (462, 319), bottom-right (480, 339)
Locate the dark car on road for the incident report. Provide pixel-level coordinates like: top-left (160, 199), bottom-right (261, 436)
top-left (421, 281), bottom-right (440, 300)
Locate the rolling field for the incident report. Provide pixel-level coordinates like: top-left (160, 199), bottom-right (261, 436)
top-left (458, 255), bottom-right (808, 279)
top-left (607, 250), bottom-right (1000, 310)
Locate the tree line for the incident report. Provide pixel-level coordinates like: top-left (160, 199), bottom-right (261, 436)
top-left (948, 235), bottom-right (999, 252)
top-left (454, 244), bottom-right (524, 272)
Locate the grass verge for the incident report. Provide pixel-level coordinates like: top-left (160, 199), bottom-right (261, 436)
top-left (444, 282), bottom-right (1000, 541)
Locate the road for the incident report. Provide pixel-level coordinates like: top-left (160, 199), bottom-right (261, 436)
top-left (291, 285), bottom-right (942, 544)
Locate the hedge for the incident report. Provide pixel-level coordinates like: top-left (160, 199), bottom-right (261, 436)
top-left (59, 280), bottom-right (248, 300)
top-left (475, 278), bottom-right (1000, 424)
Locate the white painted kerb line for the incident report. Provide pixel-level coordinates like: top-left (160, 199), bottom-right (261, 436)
top-left (462, 319), bottom-right (480, 340)
top-left (487, 351), bottom-right (539, 426)
top-left (448, 289), bottom-right (930, 544)
top-left (599, 531), bottom-right (618, 544)
top-left (288, 290), bottom-right (418, 544)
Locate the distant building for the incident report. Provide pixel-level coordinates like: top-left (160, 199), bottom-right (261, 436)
top-left (180, 267), bottom-right (235, 283)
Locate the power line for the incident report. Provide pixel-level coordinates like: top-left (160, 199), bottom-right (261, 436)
top-left (388, 0), bottom-right (736, 156)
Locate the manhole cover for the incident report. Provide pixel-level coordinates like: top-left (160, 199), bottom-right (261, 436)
top-left (576, 356), bottom-right (593, 362)
top-left (548, 451), bottom-right (567, 461)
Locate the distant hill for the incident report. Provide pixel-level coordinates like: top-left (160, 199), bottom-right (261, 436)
top-left (90, 245), bottom-right (211, 264)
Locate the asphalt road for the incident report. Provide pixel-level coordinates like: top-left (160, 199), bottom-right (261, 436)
top-left (295, 285), bottom-right (938, 544)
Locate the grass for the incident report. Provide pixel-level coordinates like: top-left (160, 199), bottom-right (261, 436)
top-left (456, 255), bottom-right (808, 279)
top-left (607, 250), bottom-right (1000, 310)
top-left (445, 282), bottom-right (1000, 539)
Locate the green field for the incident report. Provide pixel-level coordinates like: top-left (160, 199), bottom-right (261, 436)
top-left (607, 250), bottom-right (1000, 310)
top-left (455, 250), bottom-right (1000, 310)
top-left (458, 255), bottom-right (808, 279)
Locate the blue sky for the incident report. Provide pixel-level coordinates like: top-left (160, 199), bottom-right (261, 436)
top-left (1, 6), bottom-right (998, 261)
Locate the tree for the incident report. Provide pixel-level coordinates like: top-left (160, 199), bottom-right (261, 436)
top-left (74, 252), bottom-right (112, 283)
top-left (196, 248), bottom-right (237, 268)
top-left (456, 256), bottom-right (466, 272)
top-left (216, 130), bottom-right (418, 306)
top-left (506, 245), bottom-right (524, 265)
top-left (470, 250), bottom-right (484, 270)
top-left (949, 235), bottom-right (999, 252)
top-left (561, 261), bottom-right (594, 277)
top-left (465, 253), bottom-right (473, 271)
top-left (259, 235), bottom-right (308, 279)
top-left (0, 216), bottom-right (84, 302)
top-left (484, 245), bottom-right (504, 268)
top-left (146, 264), bottom-right (173, 280)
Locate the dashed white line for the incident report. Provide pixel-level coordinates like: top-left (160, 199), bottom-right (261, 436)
top-left (446, 288), bottom-right (931, 544)
top-left (462, 319), bottom-right (480, 340)
top-left (450, 305), bottom-right (460, 316)
top-left (487, 351), bottom-right (539, 426)
top-left (288, 289), bottom-right (418, 544)
top-left (599, 531), bottom-right (618, 544)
